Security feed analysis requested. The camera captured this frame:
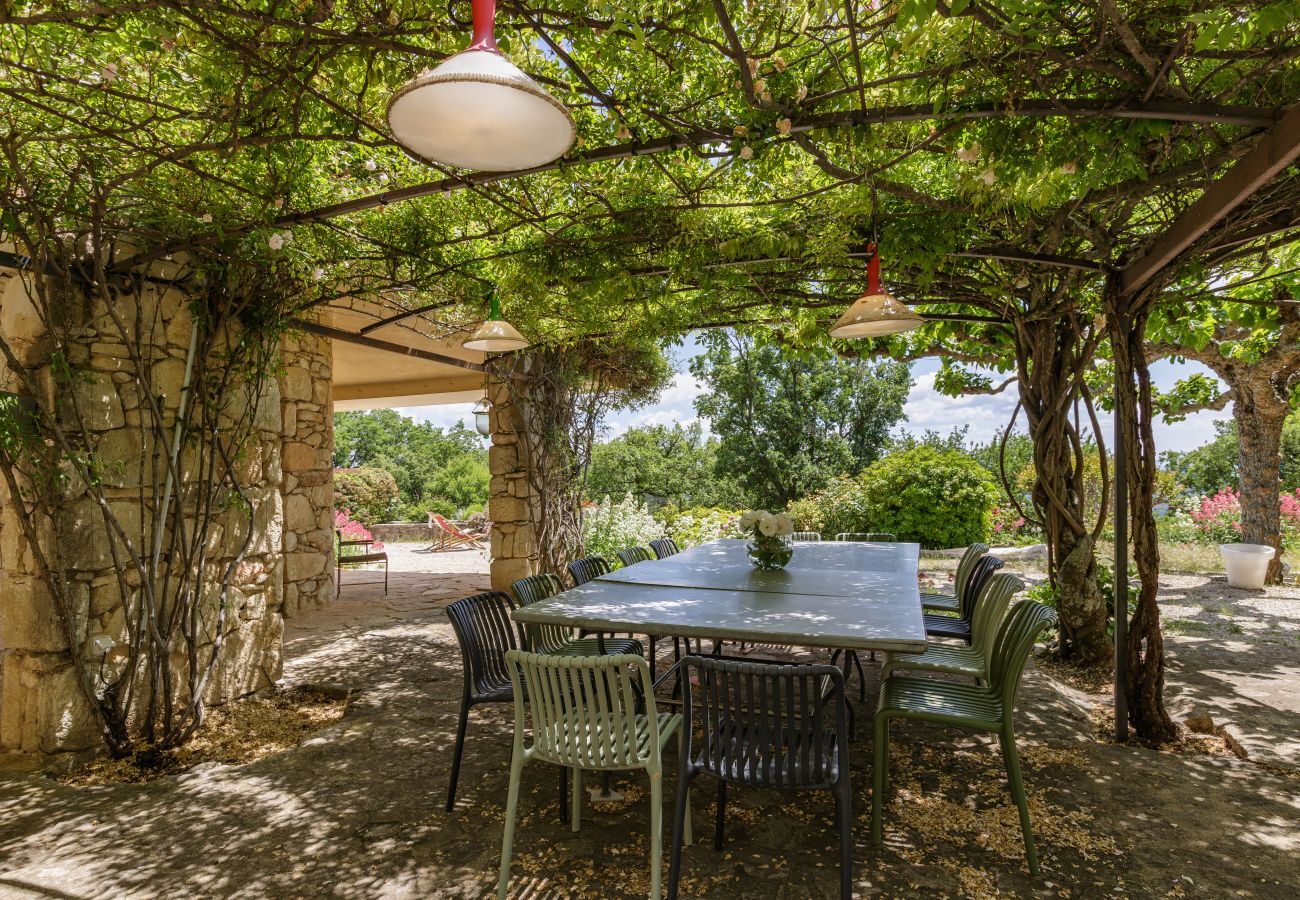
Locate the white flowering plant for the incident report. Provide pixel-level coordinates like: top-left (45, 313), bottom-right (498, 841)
top-left (738, 510), bottom-right (795, 569)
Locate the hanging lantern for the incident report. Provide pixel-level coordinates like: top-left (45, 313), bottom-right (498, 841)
top-left (472, 396), bottom-right (493, 436)
top-left (386, 0), bottom-right (576, 171)
top-left (829, 245), bottom-right (924, 339)
top-left (463, 289), bottom-right (530, 353)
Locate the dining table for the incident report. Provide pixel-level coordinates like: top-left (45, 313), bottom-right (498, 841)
top-left (511, 538), bottom-right (927, 656)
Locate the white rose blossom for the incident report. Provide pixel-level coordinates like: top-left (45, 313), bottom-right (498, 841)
top-left (773, 514), bottom-right (794, 537)
top-left (739, 511), bottom-right (760, 530)
top-left (758, 513), bottom-right (779, 537)
top-left (267, 233), bottom-right (284, 250)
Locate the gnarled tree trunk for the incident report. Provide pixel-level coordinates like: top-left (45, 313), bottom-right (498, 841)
top-left (1109, 284), bottom-right (1177, 741)
top-left (1012, 297), bottom-right (1111, 666)
top-left (1236, 374), bottom-right (1289, 582)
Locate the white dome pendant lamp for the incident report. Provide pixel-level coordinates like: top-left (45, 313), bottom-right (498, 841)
top-left (387, 0), bottom-right (576, 171)
top-left (829, 244), bottom-right (924, 338)
top-left (463, 288), bottom-right (530, 353)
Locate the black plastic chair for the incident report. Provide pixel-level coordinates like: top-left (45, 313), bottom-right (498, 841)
top-left (650, 537), bottom-right (680, 559)
top-left (924, 555), bottom-right (1005, 643)
top-left (567, 554), bottom-right (612, 586)
top-left (616, 546), bottom-right (655, 568)
top-left (667, 656), bottom-right (853, 900)
top-left (444, 590), bottom-right (520, 813)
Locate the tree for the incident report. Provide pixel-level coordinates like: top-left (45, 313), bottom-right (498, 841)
top-left (1152, 288), bottom-right (1300, 581)
top-left (333, 409), bottom-right (484, 519)
top-left (586, 422), bottom-right (747, 509)
top-left (690, 331), bottom-right (910, 509)
top-left (1163, 412), bottom-right (1300, 497)
top-left (424, 456), bottom-right (490, 515)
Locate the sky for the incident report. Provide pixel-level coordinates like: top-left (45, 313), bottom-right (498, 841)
top-left (396, 334), bottom-right (1230, 456)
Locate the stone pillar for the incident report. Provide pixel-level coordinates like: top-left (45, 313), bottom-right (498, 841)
top-left (0, 269), bottom-right (338, 755)
top-left (487, 375), bottom-right (540, 592)
top-left (279, 329), bottom-right (335, 617)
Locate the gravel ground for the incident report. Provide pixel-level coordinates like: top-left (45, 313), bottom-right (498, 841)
top-left (1, 547), bottom-right (1296, 899)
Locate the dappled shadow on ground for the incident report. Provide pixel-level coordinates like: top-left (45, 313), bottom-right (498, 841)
top-left (1, 569), bottom-right (1298, 898)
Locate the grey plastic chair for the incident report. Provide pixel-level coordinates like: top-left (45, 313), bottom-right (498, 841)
top-left (617, 545), bottom-right (655, 568)
top-left (834, 532), bottom-right (896, 541)
top-left (650, 537), bottom-right (680, 559)
top-left (668, 656), bottom-right (852, 900)
top-left (791, 531), bottom-right (822, 542)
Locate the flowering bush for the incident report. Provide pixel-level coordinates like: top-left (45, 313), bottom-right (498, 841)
top-left (989, 504), bottom-right (1038, 545)
top-left (1189, 488), bottom-right (1243, 544)
top-left (334, 508), bottom-right (383, 550)
top-left (1159, 487), bottom-right (1300, 549)
top-left (657, 506), bottom-right (745, 548)
top-left (582, 494), bottom-right (667, 560)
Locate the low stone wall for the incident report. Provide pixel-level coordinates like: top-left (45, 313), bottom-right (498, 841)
top-left (370, 522), bottom-right (433, 543)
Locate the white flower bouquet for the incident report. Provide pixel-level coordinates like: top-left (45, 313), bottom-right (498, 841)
top-left (739, 510), bottom-right (794, 570)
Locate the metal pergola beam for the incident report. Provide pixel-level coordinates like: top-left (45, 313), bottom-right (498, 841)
top-left (293, 320), bottom-right (485, 374)
top-left (1121, 103), bottom-right (1300, 296)
top-left (112, 99), bottom-right (1278, 275)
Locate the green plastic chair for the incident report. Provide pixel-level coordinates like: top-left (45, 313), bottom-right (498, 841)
top-left (511, 573), bottom-right (642, 658)
top-left (791, 531), bottom-right (822, 542)
top-left (872, 599), bottom-right (1057, 874)
top-left (881, 573), bottom-right (1023, 683)
top-left (834, 532), bottom-right (896, 541)
top-left (921, 543), bottom-right (988, 613)
top-left (498, 651), bottom-right (691, 900)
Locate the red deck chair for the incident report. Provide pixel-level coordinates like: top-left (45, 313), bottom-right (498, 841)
top-left (427, 512), bottom-right (486, 551)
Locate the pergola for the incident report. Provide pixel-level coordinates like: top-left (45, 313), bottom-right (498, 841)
top-left (2, 1), bottom-right (1299, 752)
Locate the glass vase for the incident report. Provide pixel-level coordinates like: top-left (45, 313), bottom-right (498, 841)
top-left (746, 534), bottom-right (793, 571)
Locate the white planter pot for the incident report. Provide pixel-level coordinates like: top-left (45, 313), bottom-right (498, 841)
top-left (1219, 543), bottom-right (1276, 589)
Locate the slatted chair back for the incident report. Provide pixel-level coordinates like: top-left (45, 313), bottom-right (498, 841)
top-left (567, 554), bottom-right (612, 587)
top-left (988, 600), bottom-right (1057, 711)
top-left (969, 573), bottom-right (1024, 671)
top-left (511, 573), bottom-right (568, 653)
top-left (959, 555), bottom-right (1005, 619)
top-left (506, 650), bottom-right (659, 770)
top-left (834, 532), bottom-right (896, 541)
top-left (649, 536), bottom-right (680, 559)
top-left (446, 591), bottom-right (520, 701)
top-left (791, 531), bottom-right (822, 542)
top-left (953, 543), bottom-right (990, 604)
top-left (616, 546), bottom-right (655, 568)
top-left (681, 656), bottom-right (848, 790)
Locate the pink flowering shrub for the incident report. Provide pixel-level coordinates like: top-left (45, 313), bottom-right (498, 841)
top-left (1179, 488), bottom-right (1300, 548)
top-left (990, 505), bottom-right (1037, 545)
top-left (1189, 488), bottom-right (1243, 544)
top-left (335, 508), bottom-right (383, 550)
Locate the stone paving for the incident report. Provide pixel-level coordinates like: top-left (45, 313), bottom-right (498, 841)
top-left (0, 552), bottom-right (1297, 899)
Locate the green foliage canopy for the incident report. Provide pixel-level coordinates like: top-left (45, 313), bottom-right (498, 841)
top-left (586, 422), bottom-right (747, 509)
top-left (690, 330), bottom-right (910, 508)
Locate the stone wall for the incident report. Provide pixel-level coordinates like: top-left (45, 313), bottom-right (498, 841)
top-left (280, 330), bottom-right (335, 618)
top-left (487, 375), bottom-right (541, 592)
top-left (0, 269), bottom-right (334, 755)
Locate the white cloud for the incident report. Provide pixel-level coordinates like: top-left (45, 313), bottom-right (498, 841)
top-left (379, 353), bottom-right (1231, 458)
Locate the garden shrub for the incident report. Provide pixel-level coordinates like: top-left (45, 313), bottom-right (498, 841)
top-left (656, 505), bottom-right (744, 548)
top-left (334, 467), bottom-right (400, 524)
top-left (1160, 488), bottom-right (1300, 548)
top-left (334, 508), bottom-right (383, 550)
top-left (856, 447), bottom-right (998, 548)
top-left (582, 494), bottom-right (667, 559)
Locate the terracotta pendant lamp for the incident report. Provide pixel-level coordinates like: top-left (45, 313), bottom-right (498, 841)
top-left (829, 244), bottom-right (924, 338)
top-left (463, 289), bottom-right (530, 353)
top-left (387, 0), bottom-right (576, 171)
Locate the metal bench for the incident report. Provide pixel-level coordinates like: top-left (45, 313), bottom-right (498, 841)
top-left (336, 530), bottom-right (388, 597)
